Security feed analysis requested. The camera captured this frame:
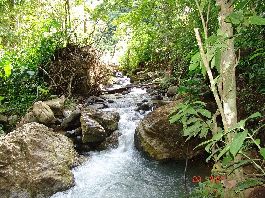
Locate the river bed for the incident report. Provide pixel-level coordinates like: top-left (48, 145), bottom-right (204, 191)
top-left (52, 87), bottom-right (210, 198)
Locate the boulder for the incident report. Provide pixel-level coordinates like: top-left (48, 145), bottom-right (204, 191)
top-left (0, 122), bottom-right (78, 198)
top-left (43, 96), bottom-right (65, 116)
top-left (80, 111), bottom-right (107, 143)
top-left (61, 109), bottom-right (81, 130)
top-left (82, 108), bottom-right (120, 135)
top-left (134, 101), bottom-right (204, 161)
top-left (166, 86), bottom-right (178, 97)
top-left (32, 101), bottom-right (55, 125)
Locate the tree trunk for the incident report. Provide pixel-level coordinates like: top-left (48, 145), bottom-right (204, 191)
top-left (216, 0), bottom-right (237, 133)
top-left (216, 1), bottom-right (243, 195)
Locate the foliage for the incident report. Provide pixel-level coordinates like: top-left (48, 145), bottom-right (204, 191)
top-left (94, 0), bottom-right (219, 84)
top-left (170, 101), bottom-right (213, 139)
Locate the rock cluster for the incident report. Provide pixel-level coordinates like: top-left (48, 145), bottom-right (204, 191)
top-left (18, 96), bottom-right (121, 152)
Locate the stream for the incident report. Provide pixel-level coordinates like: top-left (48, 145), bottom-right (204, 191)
top-left (52, 82), bottom-right (210, 198)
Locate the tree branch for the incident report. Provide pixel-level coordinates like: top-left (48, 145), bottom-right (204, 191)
top-left (194, 28), bottom-right (228, 132)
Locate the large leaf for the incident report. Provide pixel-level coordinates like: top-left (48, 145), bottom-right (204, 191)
top-left (248, 15), bottom-right (265, 25)
top-left (229, 130), bottom-right (248, 157)
top-left (189, 52), bottom-right (201, 71)
top-left (226, 10), bottom-right (244, 24)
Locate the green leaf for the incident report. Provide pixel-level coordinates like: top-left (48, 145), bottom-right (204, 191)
top-left (248, 15), bottom-right (265, 25)
top-left (234, 0), bottom-right (251, 10)
top-left (199, 126), bottom-right (209, 138)
top-left (229, 130), bottom-right (248, 157)
top-left (197, 109), bottom-right (212, 118)
top-left (205, 141), bottom-right (215, 153)
top-left (222, 154), bottom-right (233, 166)
top-left (248, 112), bottom-right (262, 119)
top-left (216, 144), bottom-right (230, 161)
top-left (212, 132), bottom-right (224, 141)
top-left (3, 62), bottom-right (12, 78)
top-left (260, 148), bottom-right (265, 160)
top-left (169, 112), bottom-right (183, 123)
top-left (183, 122), bottom-right (202, 136)
top-left (214, 48), bottom-right (221, 73)
top-left (249, 52), bottom-right (265, 60)
top-left (254, 139), bottom-right (260, 147)
top-left (235, 178), bottom-right (264, 193)
top-left (226, 11), bottom-right (244, 24)
top-left (0, 96), bottom-right (4, 101)
top-left (186, 117), bottom-right (199, 125)
top-left (200, 0), bottom-right (207, 10)
top-left (193, 101), bottom-right (206, 106)
top-left (189, 52), bottom-right (201, 71)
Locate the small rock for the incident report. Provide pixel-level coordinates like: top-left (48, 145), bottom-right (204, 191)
top-left (166, 86), bottom-right (178, 97)
top-left (61, 109), bottom-right (81, 130)
top-left (63, 110), bottom-right (72, 118)
top-left (151, 95), bottom-right (163, 100)
top-left (142, 99), bottom-right (148, 103)
top-left (7, 115), bottom-right (18, 125)
top-left (86, 98), bottom-right (94, 105)
top-left (44, 95), bottom-right (65, 116)
top-left (136, 102), bottom-right (153, 112)
top-left (17, 112), bottom-right (38, 127)
top-left (82, 108), bottom-right (120, 135)
top-left (139, 110), bottom-right (145, 115)
top-left (0, 114), bottom-right (8, 124)
top-left (107, 99), bottom-right (115, 103)
top-left (32, 101), bottom-right (55, 125)
top-left (80, 111), bottom-right (107, 143)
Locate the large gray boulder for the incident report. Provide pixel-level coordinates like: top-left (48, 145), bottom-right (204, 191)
top-left (134, 101), bottom-right (204, 161)
top-left (0, 122), bottom-right (78, 198)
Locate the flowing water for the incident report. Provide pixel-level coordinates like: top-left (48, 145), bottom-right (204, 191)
top-left (52, 86), bottom-right (210, 198)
